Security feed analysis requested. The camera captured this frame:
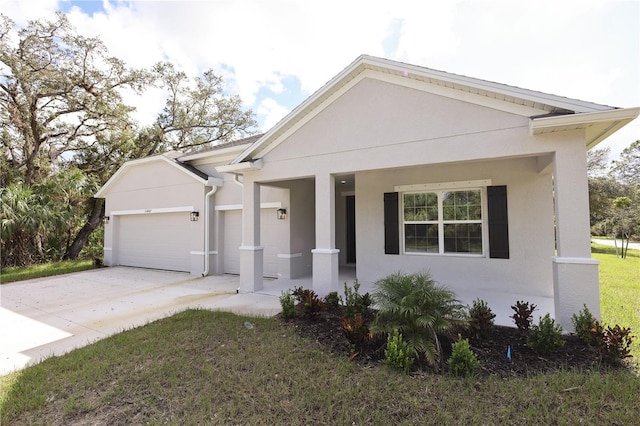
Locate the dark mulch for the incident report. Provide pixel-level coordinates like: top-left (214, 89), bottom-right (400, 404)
top-left (280, 308), bottom-right (632, 377)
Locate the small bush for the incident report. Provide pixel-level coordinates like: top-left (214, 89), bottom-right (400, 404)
top-left (372, 271), bottom-right (467, 366)
top-left (344, 280), bottom-right (372, 318)
top-left (511, 300), bottom-right (537, 333)
top-left (571, 304), bottom-right (597, 345)
top-left (340, 314), bottom-right (370, 350)
top-left (591, 322), bottom-right (634, 364)
top-left (279, 290), bottom-right (296, 319)
top-left (324, 291), bottom-right (342, 312)
top-left (468, 298), bottom-right (496, 339)
top-left (292, 287), bottom-right (325, 317)
top-left (527, 314), bottom-right (565, 355)
top-left (383, 329), bottom-right (415, 374)
top-left (447, 335), bottom-right (479, 377)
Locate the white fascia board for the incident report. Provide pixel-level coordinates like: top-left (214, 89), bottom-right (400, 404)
top-left (530, 108), bottom-right (640, 133)
top-left (95, 155), bottom-right (210, 198)
top-left (179, 143), bottom-right (253, 163)
top-left (215, 158), bottom-right (263, 173)
top-left (231, 55), bottom-right (619, 165)
top-left (529, 107), bottom-right (640, 147)
top-left (365, 56), bottom-right (613, 114)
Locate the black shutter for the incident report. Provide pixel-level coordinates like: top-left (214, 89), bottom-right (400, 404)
top-left (384, 192), bottom-right (400, 255)
top-left (487, 185), bottom-right (509, 259)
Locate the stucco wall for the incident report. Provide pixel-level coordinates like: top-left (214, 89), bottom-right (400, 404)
top-left (103, 160), bottom-right (207, 274)
top-left (355, 157), bottom-right (555, 299)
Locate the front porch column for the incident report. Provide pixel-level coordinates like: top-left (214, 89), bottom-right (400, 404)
top-left (312, 173), bottom-right (339, 296)
top-left (552, 146), bottom-right (600, 331)
top-left (239, 180), bottom-right (263, 292)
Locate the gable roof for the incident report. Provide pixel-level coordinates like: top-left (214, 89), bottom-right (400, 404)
top-left (95, 152), bottom-right (213, 198)
top-left (230, 55), bottom-right (638, 165)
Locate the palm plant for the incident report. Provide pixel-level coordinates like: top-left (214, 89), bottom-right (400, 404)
top-left (372, 271), bottom-right (467, 366)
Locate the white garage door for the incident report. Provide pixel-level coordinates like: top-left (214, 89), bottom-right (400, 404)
top-left (117, 213), bottom-right (191, 272)
top-left (223, 210), bottom-right (279, 278)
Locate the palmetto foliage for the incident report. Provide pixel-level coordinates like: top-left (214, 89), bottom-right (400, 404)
top-left (372, 271), bottom-right (467, 366)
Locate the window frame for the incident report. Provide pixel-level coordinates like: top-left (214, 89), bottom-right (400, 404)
top-left (398, 183), bottom-right (489, 257)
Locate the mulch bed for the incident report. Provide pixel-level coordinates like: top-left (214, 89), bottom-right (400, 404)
top-left (279, 308), bottom-right (632, 377)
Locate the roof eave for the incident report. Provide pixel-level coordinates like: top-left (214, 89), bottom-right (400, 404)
top-left (216, 159), bottom-right (264, 173)
top-left (231, 55), bottom-right (622, 164)
top-left (529, 107), bottom-right (640, 149)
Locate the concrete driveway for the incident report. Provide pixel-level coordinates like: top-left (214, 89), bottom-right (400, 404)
top-left (0, 267), bottom-right (281, 375)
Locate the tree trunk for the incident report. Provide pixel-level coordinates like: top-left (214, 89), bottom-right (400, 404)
top-left (63, 197), bottom-right (105, 260)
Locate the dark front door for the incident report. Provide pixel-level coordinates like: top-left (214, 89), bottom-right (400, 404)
top-left (346, 195), bottom-right (356, 263)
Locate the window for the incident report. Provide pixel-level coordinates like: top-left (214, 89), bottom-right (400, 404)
top-left (402, 189), bottom-right (483, 255)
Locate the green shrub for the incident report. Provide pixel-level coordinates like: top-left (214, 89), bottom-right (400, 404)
top-left (343, 280), bottom-right (372, 318)
top-left (511, 300), bottom-right (537, 333)
top-left (571, 304), bottom-right (597, 345)
top-left (340, 314), bottom-right (370, 350)
top-left (447, 335), bottom-right (480, 377)
top-left (324, 291), bottom-right (342, 312)
top-left (372, 271), bottom-right (466, 366)
top-left (279, 290), bottom-right (296, 319)
top-left (527, 314), bottom-right (565, 355)
top-left (383, 329), bottom-right (415, 374)
top-left (468, 298), bottom-right (496, 339)
top-left (591, 322), bottom-right (634, 364)
top-left (292, 287), bottom-right (325, 317)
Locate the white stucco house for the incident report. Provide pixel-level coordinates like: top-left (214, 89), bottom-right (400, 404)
top-left (95, 55), bottom-right (639, 330)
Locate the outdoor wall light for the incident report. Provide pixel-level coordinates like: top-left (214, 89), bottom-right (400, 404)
top-left (102, 216), bottom-right (110, 224)
top-left (277, 208), bottom-right (287, 220)
top-left (190, 211), bottom-right (200, 221)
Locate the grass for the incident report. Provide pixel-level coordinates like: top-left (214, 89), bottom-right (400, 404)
top-left (0, 259), bottom-right (95, 284)
top-left (591, 243), bottom-right (640, 360)
top-left (1, 246), bottom-right (638, 424)
top-left (1, 309), bottom-right (638, 425)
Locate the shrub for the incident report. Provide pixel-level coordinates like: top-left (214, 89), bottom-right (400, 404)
top-left (591, 322), bottom-right (634, 364)
top-left (511, 300), bottom-right (537, 333)
top-left (372, 271), bottom-right (467, 366)
top-left (527, 314), bottom-right (565, 355)
top-left (447, 335), bottom-right (480, 377)
top-left (344, 280), bottom-right (372, 318)
top-left (468, 298), bottom-right (496, 339)
top-left (324, 291), bottom-right (342, 312)
top-left (383, 329), bottom-right (415, 374)
top-left (571, 304), bottom-right (597, 345)
top-left (292, 287), bottom-right (325, 317)
top-left (279, 290), bottom-right (296, 319)
top-left (340, 314), bottom-right (370, 350)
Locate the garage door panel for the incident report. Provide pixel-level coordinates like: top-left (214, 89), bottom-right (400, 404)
top-left (118, 213), bottom-right (191, 272)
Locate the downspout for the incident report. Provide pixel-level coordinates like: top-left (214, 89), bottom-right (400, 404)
top-left (232, 172), bottom-right (243, 187)
top-left (202, 182), bottom-right (219, 277)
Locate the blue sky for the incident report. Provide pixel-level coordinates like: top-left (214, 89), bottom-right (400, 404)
top-left (2, 0), bottom-right (638, 159)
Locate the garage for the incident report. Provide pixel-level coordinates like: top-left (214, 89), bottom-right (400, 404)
top-left (223, 209), bottom-right (280, 277)
top-left (117, 212), bottom-right (192, 272)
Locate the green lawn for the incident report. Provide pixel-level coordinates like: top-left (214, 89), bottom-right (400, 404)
top-left (592, 243), bottom-right (640, 360)
top-left (0, 247), bottom-right (638, 424)
top-left (0, 259), bottom-right (95, 284)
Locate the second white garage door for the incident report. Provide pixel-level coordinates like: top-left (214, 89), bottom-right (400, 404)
top-left (223, 209), bottom-right (280, 278)
top-left (117, 212), bottom-right (191, 272)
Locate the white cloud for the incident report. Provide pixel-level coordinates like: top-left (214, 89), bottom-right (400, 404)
top-left (2, 0), bottom-right (638, 156)
top-left (257, 97), bottom-right (290, 132)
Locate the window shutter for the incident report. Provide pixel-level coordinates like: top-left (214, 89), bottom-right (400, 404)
top-left (487, 185), bottom-right (509, 259)
top-left (384, 192), bottom-right (400, 255)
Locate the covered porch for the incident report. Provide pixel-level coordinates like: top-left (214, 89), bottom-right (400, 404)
top-left (255, 265), bottom-right (555, 328)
